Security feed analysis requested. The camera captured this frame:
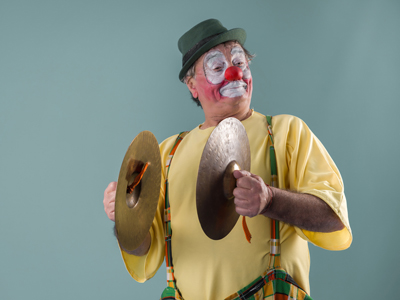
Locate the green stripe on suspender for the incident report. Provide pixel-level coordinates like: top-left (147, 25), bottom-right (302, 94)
top-left (269, 146), bottom-right (277, 176)
top-left (266, 115), bottom-right (272, 128)
top-left (266, 115), bottom-right (277, 176)
top-left (165, 180), bottom-right (170, 210)
top-left (275, 220), bottom-right (280, 240)
top-left (266, 116), bottom-right (280, 242)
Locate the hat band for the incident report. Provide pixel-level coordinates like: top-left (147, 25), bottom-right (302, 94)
top-left (182, 33), bottom-right (221, 69)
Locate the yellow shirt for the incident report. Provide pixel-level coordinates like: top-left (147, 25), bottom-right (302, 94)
top-left (119, 111), bottom-right (352, 300)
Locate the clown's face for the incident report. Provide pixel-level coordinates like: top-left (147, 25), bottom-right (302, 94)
top-left (203, 45), bottom-right (252, 96)
top-left (186, 42), bottom-right (253, 124)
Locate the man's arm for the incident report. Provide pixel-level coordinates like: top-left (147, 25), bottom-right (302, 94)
top-left (233, 170), bottom-right (344, 233)
top-left (264, 187), bottom-right (344, 232)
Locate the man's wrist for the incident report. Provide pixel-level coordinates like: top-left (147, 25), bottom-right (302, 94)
top-left (259, 184), bottom-right (273, 215)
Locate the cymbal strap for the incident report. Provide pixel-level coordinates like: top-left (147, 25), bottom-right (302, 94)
top-left (126, 162), bottom-right (149, 194)
top-left (242, 216), bottom-right (252, 243)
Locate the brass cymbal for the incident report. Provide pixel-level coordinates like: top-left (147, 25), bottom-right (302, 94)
top-left (115, 131), bottom-right (161, 252)
top-left (196, 117), bottom-right (251, 240)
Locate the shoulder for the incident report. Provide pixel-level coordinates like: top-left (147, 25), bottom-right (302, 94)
top-left (159, 134), bottom-right (180, 156)
top-left (263, 114), bottom-right (319, 154)
top-left (270, 114), bottom-right (313, 137)
top-left (271, 114), bottom-right (305, 127)
top-left (158, 130), bottom-right (194, 157)
top-left (246, 112), bottom-right (311, 140)
top-left (159, 134), bottom-right (180, 147)
top-left (251, 112), bottom-right (306, 127)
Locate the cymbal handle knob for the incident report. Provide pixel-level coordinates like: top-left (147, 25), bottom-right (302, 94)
top-left (223, 160), bottom-right (241, 200)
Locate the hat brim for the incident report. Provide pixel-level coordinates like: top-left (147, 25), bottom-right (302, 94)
top-left (179, 28), bottom-right (246, 81)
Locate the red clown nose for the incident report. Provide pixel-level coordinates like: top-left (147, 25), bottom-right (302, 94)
top-left (225, 66), bottom-right (243, 81)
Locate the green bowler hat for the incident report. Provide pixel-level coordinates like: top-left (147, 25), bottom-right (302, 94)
top-left (178, 19), bottom-right (246, 81)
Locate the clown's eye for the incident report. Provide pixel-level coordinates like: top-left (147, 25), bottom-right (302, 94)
top-left (212, 64), bottom-right (224, 72)
top-left (234, 60), bottom-right (245, 67)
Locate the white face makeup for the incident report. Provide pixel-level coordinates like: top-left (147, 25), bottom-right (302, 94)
top-left (220, 80), bottom-right (248, 98)
top-left (202, 45), bottom-right (252, 98)
top-left (203, 50), bottom-right (228, 85)
top-left (231, 46), bottom-right (251, 79)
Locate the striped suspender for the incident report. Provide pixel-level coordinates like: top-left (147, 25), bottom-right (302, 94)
top-left (266, 115), bottom-right (281, 270)
top-left (164, 132), bottom-right (188, 291)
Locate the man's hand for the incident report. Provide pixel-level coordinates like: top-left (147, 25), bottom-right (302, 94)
top-left (104, 181), bottom-right (117, 221)
top-left (232, 170), bottom-right (272, 217)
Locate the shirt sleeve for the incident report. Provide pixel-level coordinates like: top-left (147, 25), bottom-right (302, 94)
top-left (117, 135), bottom-right (178, 282)
top-left (273, 115), bottom-right (352, 251)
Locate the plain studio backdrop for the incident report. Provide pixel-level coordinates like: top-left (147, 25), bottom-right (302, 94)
top-left (1, 0), bottom-right (399, 299)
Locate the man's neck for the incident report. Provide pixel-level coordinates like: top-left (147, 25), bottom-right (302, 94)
top-left (201, 108), bottom-right (253, 129)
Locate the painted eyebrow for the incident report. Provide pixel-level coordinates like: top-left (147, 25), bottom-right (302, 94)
top-left (204, 50), bottom-right (224, 63)
top-left (231, 47), bottom-right (244, 55)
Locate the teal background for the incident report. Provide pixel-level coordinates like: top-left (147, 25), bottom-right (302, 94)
top-left (1, 0), bottom-right (399, 299)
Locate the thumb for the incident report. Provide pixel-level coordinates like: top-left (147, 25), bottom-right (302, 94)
top-left (233, 169), bottom-right (251, 179)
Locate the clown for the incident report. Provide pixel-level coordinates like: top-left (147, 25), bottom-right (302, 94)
top-left (103, 19), bottom-right (352, 300)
